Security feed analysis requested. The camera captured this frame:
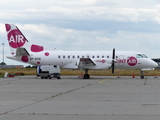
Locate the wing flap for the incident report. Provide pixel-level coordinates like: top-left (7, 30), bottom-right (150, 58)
top-left (78, 58), bottom-right (96, 67)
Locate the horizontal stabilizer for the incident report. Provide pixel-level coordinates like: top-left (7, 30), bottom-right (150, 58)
top-left (16, 48), bottom-right (30, 56)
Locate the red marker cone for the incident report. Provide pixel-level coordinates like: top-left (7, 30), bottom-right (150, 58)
top-left (132, 72), bottom-right (135, 78)
top-left (118, 74), bottom-right (120, 78)
top-left (154, 75), bottom-right (157, 78)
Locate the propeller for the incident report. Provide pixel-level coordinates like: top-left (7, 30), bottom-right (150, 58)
top-left (112, 48), bottom-right (115, 74)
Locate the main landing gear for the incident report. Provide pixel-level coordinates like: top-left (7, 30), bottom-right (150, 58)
top-left (140, 71), bottom-right (144, 79)
top-left (83, 69), bottom-right (90, 79)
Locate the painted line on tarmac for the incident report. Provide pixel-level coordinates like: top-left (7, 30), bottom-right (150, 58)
top-left (99, 77), bottom-right (160, 88)
top-left (0, 84), bottom-right (92, 115)
top-left (99, 76), bottom-right (117, 84)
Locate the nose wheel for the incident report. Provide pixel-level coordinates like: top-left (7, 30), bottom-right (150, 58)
top-left (140, 71), bottom-right (144, 79)
top-left (140, 76), bottom-right (144, 79)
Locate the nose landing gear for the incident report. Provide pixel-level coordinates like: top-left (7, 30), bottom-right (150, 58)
top-left (140, 71), bottom-right (144, 79)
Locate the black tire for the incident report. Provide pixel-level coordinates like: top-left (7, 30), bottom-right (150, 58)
top-left (83, 74), bottom-right (90, 79)
top-left (141, 76), bottom-right (144, 79)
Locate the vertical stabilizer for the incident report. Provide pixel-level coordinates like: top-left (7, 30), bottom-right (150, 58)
top-left (5, 24), bottom-right (52, 56)
top-left (5, 24), bottom-right (30, 55)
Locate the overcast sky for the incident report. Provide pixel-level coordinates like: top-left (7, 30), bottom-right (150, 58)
top-left (0, 0), bottom-right (160, 66)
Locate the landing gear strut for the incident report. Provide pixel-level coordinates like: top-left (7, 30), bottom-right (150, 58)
top-left (140, 71), bottom-right (144, 79)
top-left (83, 69), bottom-right (90, 79)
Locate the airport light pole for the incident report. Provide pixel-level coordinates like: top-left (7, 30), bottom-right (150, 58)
top-left (2, 43), bottom-right (4, 66)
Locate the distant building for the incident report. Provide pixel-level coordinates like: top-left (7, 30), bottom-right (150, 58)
top-left (0, 65), bottom-right (24, 68)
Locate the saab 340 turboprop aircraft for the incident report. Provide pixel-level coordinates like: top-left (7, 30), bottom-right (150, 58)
top-left (5, 24), bottom-right (158, 79)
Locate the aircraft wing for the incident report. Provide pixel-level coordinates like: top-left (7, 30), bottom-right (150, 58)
top-left (77, 58), bottom-right (112, 70)
top-left (78, 58), bottom-right (96, 67)
top-left (62, 58), bottom-right (96, 69)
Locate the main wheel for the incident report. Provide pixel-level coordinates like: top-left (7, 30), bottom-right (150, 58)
top-left (83, 74), bottom-right (90, 79)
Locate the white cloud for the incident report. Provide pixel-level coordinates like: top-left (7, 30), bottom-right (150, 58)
top-left (14, 24), bottom-right (159, 54)
top-left (0, 0), bottom-right (160, 65)
top-left (96, 37), bottom-right (111, 43)
top-left (0, 0), bottom-right (160, 23)
top-left (154, 17), bottom-right (160, 24)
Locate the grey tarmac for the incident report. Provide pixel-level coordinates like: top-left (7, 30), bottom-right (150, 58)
top-left (0, 75), bottom-right (160, 120)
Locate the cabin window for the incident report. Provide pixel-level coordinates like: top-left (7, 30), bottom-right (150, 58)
top-left (97, 56), bottom-right (99, 58)
top-left (116, 56), bottom-right (118, 59)
top-left (87, 56), bottom-right (89, 58)
top-left (68, 56), bottom-right (70, 59)
top-left (63, 56), bottom-right (65, 59)
top-left (77, 56), bottom-right (80, 58)
top-left (107, 56), bottom-right (109, 58)
top-left (58, 55), bottom-right (60, 58)
top-left (92, 56), bottom-right (95, 59)
top-left (73, 55), bottom-right (75, 58)
top-left (102, 56), bottom-right (104, 58)
top-left (82, 55), bottom-right (84, 58)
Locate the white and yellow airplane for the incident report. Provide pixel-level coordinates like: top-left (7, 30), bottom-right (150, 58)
top-left (5, 24), bottom-right (158, 79)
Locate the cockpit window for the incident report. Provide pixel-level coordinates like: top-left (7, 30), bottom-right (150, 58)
top-left (141, 54), bottom-right (148, 58)
top-left (136, 54), bottom-right (148, 58)
top-left (136, 54), bottom-right (143, 58)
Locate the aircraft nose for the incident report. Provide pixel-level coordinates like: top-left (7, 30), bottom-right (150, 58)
top-left (151, 60), bottom-right (158, 68)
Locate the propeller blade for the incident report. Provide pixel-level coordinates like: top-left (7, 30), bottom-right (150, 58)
top-left (112, 64), bottom-right (114, 74)
top-left (112, 48), bottom-right (115, 60)
top-left (112, 48), bottom-right (115, 74)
